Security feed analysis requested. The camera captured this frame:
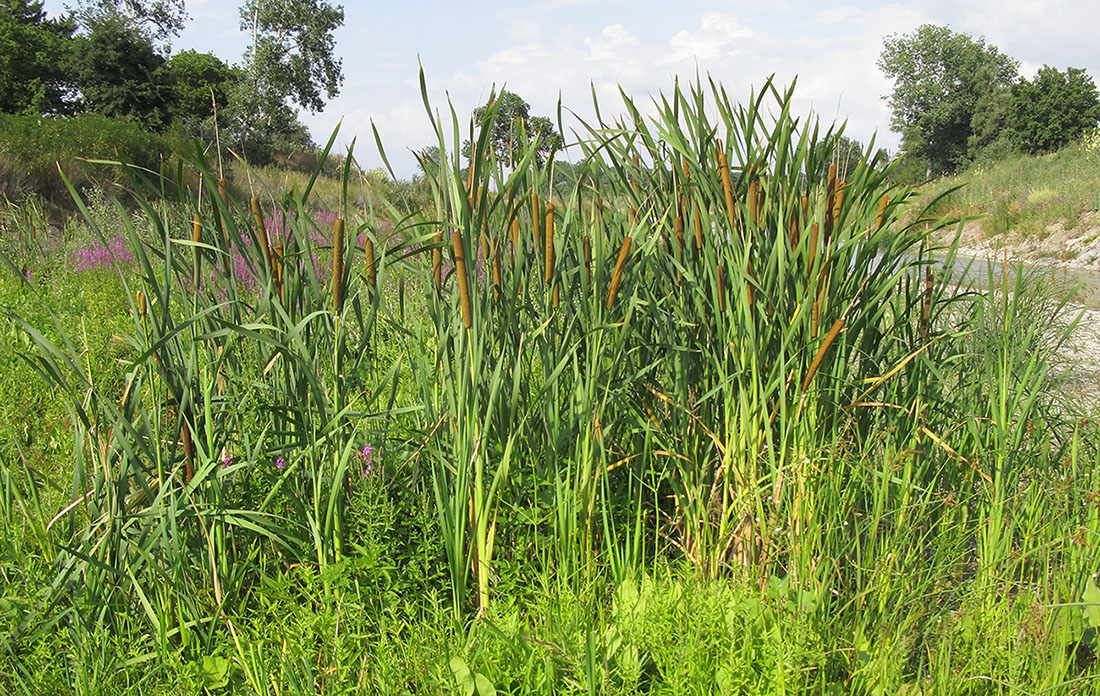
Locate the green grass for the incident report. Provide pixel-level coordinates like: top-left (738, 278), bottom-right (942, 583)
top-left (915, 138), bottom-right (1100, 237)
top-left (2, 74), bottom-right (1099, 694)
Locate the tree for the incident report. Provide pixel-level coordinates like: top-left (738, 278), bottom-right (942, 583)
top-left (878, 24), bottom-right (1018, 176)
top-left (235, 0), bottom-right (344, 158)
top-left (465, 90), bottom-right (563, 166)
top-left (0, 0), bottom-right (76, 114)
top-left (166, 49), bottom-right (237, 123)
top-left (1008, 66), bottom-right (1100, 154)
top-left (68, 11), bottom-right (175, 130)
top-left (76, 0), bottom-right (187, 42)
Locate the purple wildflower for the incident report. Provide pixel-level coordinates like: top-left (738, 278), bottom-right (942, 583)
top-left (359, 443), bottom-right (375, 478)
top-left (276, 455), bottom-right (286, 469)
top-left (222, 453), bottom-right (233, 467)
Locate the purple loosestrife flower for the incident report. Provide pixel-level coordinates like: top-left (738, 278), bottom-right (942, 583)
top-left (359, 443), bottom-right (375, 478)
top-left (276, 455), bottom-right (286, 470)
top-left (222, 453), bottom-right (233, 467)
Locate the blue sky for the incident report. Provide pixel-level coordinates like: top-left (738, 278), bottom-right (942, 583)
top-left (42, 0), bottom-right (1100, 178)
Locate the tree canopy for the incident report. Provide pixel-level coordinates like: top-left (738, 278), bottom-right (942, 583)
top-left (0, 0), bottom-right (76, 114)
top-left (878, 24), bottom-right (1018, 176)
top-left (466, 90), bottom-right (563, 166)
top-left (1008, 66), bottom-right (1100, 154)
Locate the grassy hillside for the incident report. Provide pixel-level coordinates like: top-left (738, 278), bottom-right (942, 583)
top-left (916, 133), bottom-right (1100, 239)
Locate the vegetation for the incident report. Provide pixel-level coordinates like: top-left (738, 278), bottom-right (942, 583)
top-left (0, 0), bottom-right (345, 168)
top-left (915, 135), bottom-right (1100, 238)
top-left (2, 73), bottom-right (1099, 693)
top-left (879, 24), bottom-right (1100, 177)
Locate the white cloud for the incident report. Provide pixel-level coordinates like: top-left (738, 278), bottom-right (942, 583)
top-left (585, 24), bottom-right (639, 61)
top-left (659, 12), bottom-right (754, 64)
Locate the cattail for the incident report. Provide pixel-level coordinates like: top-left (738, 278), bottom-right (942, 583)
top-left (250, 196), bottom-right (273, 273)
top-left (808, 222), bottom-right (819, 274)
top-left (802, 317), bottom-right (845, 391)
top-left (181, 406), bottom-right (195, 483)
top-left (832, 182), bottom-right (846, 226)
top-left (480, 232), bottom-right (490, 262)
top-left (135, 290), bottom-right (146, 321)
top-left (552, 283), bottom-right (560, 309)
top-left (748, 177), bottom-right (759, 225)
top-left (492, 238), bottom-right (502, 300)
top-left (432, 230), bottom-right (443, 291)
top-left (510, 217), bottom-right (520, 249)
top-left (332, 218), bottom-right (345, 313)
top-left (274, 242), bottom-right (285, 303)
top-left (716, 264), bottom-right (726, 313)
top-left (606, 235), bottom-right (632, 311)
top-left (582, 234), bottom-right (592, 287)
top-left (693, 201), bottom-right (703, 252)
top-left (453, 229), bottom-right (472, 329)
top-left (824, 163), bottom-right (837, 240)
top-left (788, 208), bottom-right (800, 248)
top-left (191, 215), bottom-right (202, 284)
top-left (364, 231), bottom-right (376, 291)
top-left (718, 149), bottom-right (736, 230)
top-left (544, 202), bottom-right (555, 284)
top-left (531, 191), bottom-right (542, 249)
top-left (876, 194), bottom-right (889, 230)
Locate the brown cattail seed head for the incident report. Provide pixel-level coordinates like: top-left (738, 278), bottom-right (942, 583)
top-left (332, 218), bottom-right (345, 313)
top-left (453, 229), bottom-right (472, 329)
top-left (544, 202), bottom-right (555, 284)
top-left (606, 235), bottom-right (632, 311)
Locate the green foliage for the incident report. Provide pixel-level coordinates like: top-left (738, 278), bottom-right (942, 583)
top-left (0, 112), bottom-right (172, 201)
top-left (879, 24), bottom-right (1018, 176)
top-left (234, 0), bottom-right (344, 160)
top-left (1009, 65), bottom-right (1100, 154)
top-left (0, 0), bottom-right (76, 115)
top-left (76, 0), bottom-right (187, 42)
top-left (916, 139), bottom-right (1100, 238)
top-left (3, 74), bottom-right (1100, 694)
top-left (68, 11), bottom-right (176, 131)
top-left (165, 49), bottom-right (238, 125)
top-left (464, 90), bottom-right (564, 166)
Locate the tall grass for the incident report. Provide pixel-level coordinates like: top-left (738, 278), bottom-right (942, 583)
top-left (1, 72), bottom-right (1098, 692)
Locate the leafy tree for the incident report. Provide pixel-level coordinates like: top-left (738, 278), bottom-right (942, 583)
top-left (878, 24), bottom-right (1018, 176)
top-left (1008, 66), bottom-right (1100, 154)
top-left (465, 90), bottom-right (563, 166)
top-left (235, 0), bottom-right (344, 158)
top-left (166, 49), bottom-right (237, 123)
top-left (76, 0), bottom-right (187, 42)
top-left (0, 0), bottom-right (76, 114)
top-left (68, 11), bottom-right (175, 130)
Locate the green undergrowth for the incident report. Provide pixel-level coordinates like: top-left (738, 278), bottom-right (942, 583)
top-left (3, 74), bottom-right (1100, 694)
top-left (916, 138), bottom-right (1100, 238)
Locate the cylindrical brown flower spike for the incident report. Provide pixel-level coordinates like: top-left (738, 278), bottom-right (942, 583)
top-left (453, 229), bottom-right (472, 329)
top-left (718, 150), bottom-right (736, 231)
top-left (606, 235), bottom-right (632, 312)
top-left (332, 218), bottom-right (345, 313)
top-left (716, 264), bottom-right (726, 313)
top-left (274, 242), bottom-right (284, 303)
top-left (250, 196), bottom-right (273, 274)
top-left (531, 191), bottom-right (542, 249)
top-left (544, 202), bottom-right (555, 284)
top-left (693, 201), bottom-right (703, 253)
top-left (492, 238), bottom-right (502, 301)
top-left (876, 194), bottom-right (889, 230)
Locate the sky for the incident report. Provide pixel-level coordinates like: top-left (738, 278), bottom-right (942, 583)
top-left (41, 0), bottom-right (1100, 179)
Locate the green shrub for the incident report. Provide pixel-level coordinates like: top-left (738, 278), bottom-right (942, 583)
top-left (0, 113), bottom-right (174, 203)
